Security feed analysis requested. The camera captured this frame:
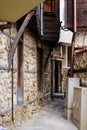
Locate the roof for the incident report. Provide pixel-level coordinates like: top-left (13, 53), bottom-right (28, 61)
top-left (0, 0), bottom-right (45, 22)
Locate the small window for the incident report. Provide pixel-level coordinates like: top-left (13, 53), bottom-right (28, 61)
top-left (44, 0), bottom-right (55, 12)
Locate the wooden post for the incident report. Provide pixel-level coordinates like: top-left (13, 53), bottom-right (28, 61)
top-left (17, 37), bottom-right (24, 104)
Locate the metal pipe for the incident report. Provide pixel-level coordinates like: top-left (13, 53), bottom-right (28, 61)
top-left (40, 3), bottom-right (44, 36)
top-left (74, 47), bottom-right (87, 54)
top-left (70, 0), bottom-right (77, 77)
top-left (74, 0), bottom-right (77, 33)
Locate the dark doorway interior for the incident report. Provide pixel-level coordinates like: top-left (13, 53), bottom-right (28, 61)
top-left (37, 47), bottom-right (43, 92)
top-left (55, 60), bottom-right (62, 93)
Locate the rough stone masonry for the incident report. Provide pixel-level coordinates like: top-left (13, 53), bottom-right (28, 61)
top-left (74, 28), bottom-right (87, 87)
top-left (0, 23), bottom-right (51, 127)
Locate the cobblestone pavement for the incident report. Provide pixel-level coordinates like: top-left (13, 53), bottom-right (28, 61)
top-left (15, 99), bottom-right (78, 130)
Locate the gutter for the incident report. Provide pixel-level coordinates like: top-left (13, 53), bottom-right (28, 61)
top-left (70, 0), bottom-right (77, 77)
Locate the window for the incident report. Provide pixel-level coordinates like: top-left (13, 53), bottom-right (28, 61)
top-left (54, 46), bottom-right (61, 56)
top-left (44, 0), bottom-right (55, 12)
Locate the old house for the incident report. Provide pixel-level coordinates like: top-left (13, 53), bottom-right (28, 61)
top-left (0, 0), bottom-right (87, 129)
top-left (0, 0), bottom-right (60, 126)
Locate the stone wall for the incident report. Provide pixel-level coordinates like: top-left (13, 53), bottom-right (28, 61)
top-left (75, 28), bottom-right (87, 48)
top-left (0, 24), bottom-right (17, 112)
top-left (24, 31), bottom-right (38, 102)
top-left (62, 29), bottom-right (87, 91)
top-left (73, 28), bottom-right (87, 87)
top-left (0, 25), bottom-right (51, 127)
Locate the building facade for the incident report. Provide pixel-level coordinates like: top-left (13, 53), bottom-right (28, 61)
top-left (0, 23), bottom-right (51, 126)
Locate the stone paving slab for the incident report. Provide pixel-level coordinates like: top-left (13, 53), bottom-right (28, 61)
top-left (16, 99), bottom-right (78, 130)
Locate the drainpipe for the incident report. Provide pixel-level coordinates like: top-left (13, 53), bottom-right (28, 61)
top-left (40, 3), bottom-right (44, 36)
top-left (70, 0), bottom-right (77, 77)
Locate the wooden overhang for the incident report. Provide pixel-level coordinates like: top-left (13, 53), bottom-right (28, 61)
top-left (0, 0), bottom-right (45, 71)
top-left (0, 0), bottom-right (45, 22)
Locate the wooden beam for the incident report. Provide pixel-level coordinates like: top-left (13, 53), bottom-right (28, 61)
top-left (73, 68), bottom-right (87, 73)
top-left (2, 31), bottom-right (23, 43)
top-left (74, 47), bottom-right (87, 55)
top-left (17, 36), bottom-right (24, 103)
top-left (0, 23), bottom-right (11, 31)
top-left (8, 11), bottom-right (35, 71)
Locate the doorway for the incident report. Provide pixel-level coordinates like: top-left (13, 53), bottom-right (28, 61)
top-left (55, 60), bottom-right (62, 93)
top-left (52, 59), bottom-right (63, 98)
top-left (37, 47), bottom-right (43, 93)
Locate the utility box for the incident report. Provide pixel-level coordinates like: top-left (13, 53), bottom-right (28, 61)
top-left (73, 87), bottom-right (87, 130)
top-left (64, 78), bottom-right (80, 109)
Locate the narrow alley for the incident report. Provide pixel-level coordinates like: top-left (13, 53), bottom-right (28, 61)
top-left (0, 0), bottom-right (87, 130)
top-left (15, 99), bottom-right (77, 130)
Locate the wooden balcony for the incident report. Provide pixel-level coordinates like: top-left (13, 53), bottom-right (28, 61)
top-left (27, 10), bottom-right (60, 46)
top-left (41, 12), bottom-right (60, 43)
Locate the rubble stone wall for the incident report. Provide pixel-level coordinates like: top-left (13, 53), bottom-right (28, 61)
top-left (0, 25), bottom-right (51, 127)
top-left (74, 29), bottom-right (87, 87)
top-left (75, 28), bottom-right (87, 48)
top-left (62, 29), bottom-right (87, 91)
top-left (0, 24), bottom-right (17, 113)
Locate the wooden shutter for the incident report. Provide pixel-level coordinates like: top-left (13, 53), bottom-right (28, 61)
top-left (65, 0), bottom-right (87, 29)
